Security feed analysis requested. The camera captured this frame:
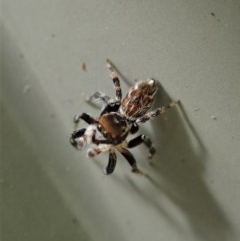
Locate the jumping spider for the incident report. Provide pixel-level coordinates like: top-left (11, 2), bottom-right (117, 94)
top-left (70, 59), bottom-right (179, 175)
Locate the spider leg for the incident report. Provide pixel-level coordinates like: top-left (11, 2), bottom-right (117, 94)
top-left (120, 148), bottom-right (145, 174)
top-left (103, 150), bottom-right (117, 175)
top-left (73, 112), bottom-right (95, 128)
top-left (70, 128), bottom-right (87, 149)
top-left (135, 100), bottom-right (179, 124)
top-left (70, 125), bottom-right (97, 150)
top-left (130, 122), bottom-right (139, 134)
top-left (86, 91), bottom-right (112, 106)
top-left (86, 91), bottom-right (120, 115)
top-left (128, 134), bottom-right (156, 160)
top-left (100, 101), bottom-right (120, 115)
top-left (106, 59), bottom-right (122, 101)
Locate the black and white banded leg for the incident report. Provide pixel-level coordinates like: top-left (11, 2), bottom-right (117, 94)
top-left (70, 128), bottom-right (87, 148)
top-left (106, 59), bottom-right (122, 101)
top-left (71, 113), bottom-right (96, 148)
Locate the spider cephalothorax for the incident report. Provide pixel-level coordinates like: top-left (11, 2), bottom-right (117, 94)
top-left (96, 112), bottom-right (130, 144)
top-left (70, 59), bottom-right (179, 175)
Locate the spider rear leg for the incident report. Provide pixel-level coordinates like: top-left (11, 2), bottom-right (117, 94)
top-left (136, 100), bottom-right (179, 124)
top-left (128, 134), bottom-right (156, 161)
top-left (106, 59), bottom-right (122, 101)
top-left (86, 91), bottom-right (112, 106)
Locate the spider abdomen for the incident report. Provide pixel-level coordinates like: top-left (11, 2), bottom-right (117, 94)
top-left (120, 79), bottom-right (159, 121)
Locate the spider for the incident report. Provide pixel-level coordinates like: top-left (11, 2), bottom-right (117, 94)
top-left (70, 59), bottom-right (179, 175)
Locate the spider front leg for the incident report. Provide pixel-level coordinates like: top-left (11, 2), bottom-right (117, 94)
top-left (70, 124), bottom-right (98, 150)
top-left (70, 128), bottom-right (87, 149)
top-left (73, 112), bottom-right (95, 125)
top-left (106, 59), bottom-right (122, 101)
top-left (128, 134), bottom-right (156, 160)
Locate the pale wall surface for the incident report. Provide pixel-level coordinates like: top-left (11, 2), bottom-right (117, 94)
top-left (2, 1), bottom-right (240, 241)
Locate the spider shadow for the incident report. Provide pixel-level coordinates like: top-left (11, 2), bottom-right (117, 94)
top-left (123, 85), bottom-right (234, 240)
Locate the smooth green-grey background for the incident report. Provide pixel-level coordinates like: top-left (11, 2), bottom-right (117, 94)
top-left (2, 1), bottom-right (240, 241)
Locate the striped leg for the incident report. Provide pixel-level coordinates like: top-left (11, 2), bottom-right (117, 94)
top-left (136, 100), bottom-right (179, 124)
top-left (106, 59), bottom-right (122, 101)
